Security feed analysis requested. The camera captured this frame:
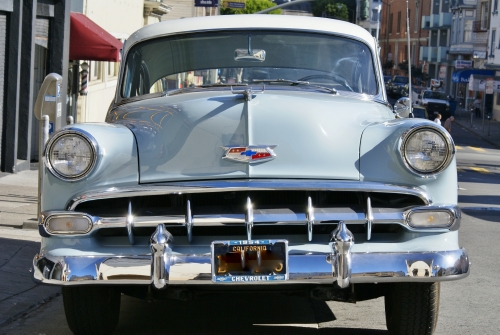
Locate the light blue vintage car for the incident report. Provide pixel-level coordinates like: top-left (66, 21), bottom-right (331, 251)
top-left (33, 14), bottom-right (468, 335)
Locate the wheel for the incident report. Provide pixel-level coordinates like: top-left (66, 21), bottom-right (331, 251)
top-left (384, 282), bottom-right (440, 335)
top-left (62, 286), bottom-right (121, 335)
top-left (298, 74), bottom-right (353, 91)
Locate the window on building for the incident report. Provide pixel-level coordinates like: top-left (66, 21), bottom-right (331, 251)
top-left (464, 20), bottom-right (472, 42)
top-left (414, 8), bottom-right (419, 32)
top-left (495, 0), bottom-right (498, 12)
top-left (108, 62), bottom-right (119, 78)
top-left (389, 13), bottom-right (393, 34)
top-left (407, 9), bottom-right (411, 33)
top-left (481, 2), bottom-right (489, 29)
top-left (491, 30), bottom-right (496, 56)
top-left (497, 92), bottom-right (500, 105)
top-left (90, 61), bottom-right (102, 82)
top-left (372, 9), bottom-right (379, 21)
top-left (397, 11), bottom-right (401, 33)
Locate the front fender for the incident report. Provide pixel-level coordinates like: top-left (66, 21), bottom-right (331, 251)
top-left (359, 118), bottom-right (457, 205)
top-left (41, 123), bottom-right (139, 212)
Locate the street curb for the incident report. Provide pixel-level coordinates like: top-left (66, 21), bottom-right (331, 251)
top-left (454, 120), bottom-right (500, 150)
top-left (22, 219), bottom-right (38, 230)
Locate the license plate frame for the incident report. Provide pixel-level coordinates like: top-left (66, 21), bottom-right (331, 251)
top-left (211, 239), bottom-right (288, 283)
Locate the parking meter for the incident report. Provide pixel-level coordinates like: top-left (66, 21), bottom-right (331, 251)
top-left (33, 73), bottom-right (63, 217)
top-left (34, 73), bottom-right (63, 135)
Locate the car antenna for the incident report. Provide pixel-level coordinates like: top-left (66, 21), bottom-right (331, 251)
top-left (406, 0), bottom-right (413, 110)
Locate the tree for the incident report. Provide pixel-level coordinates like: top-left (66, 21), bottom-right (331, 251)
top-left (312, 0), bottom-right (356, 23)
top-left (322, 3), bottom-right (349, 21)
top-left (383, 60), bottom-right (394, 71)
top-left (220, 0), bottom-right (282, 15)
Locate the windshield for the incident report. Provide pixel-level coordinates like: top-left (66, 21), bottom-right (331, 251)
top-left (121, 30), bottom-right (378, 98)
top-left (423, 91), bottom-right (447, 100)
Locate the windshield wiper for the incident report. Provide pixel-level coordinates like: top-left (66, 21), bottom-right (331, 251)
top-left (253, 79), bottom-right (337, 95)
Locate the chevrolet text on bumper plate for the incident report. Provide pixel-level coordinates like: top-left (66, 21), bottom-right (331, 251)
top-left (211, 240), bottom-right (288, 282)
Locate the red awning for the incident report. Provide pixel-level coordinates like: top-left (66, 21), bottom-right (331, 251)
top-left (69, 12), bottom-right (123, 62)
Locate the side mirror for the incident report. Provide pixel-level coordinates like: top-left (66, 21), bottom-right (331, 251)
top-left (394, 97), bottom-right (412, 118)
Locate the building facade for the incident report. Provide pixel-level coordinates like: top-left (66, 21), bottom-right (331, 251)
top-left (379, 0), bottom-right (430, 82)
top-left (0, 0), bottom-right (70, 173)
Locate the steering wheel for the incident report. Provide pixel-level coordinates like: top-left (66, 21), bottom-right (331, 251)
top-left (298, 74), bottom-right (354, 92)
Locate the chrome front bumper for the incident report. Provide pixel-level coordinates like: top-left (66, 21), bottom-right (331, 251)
top-left (33, 223), bottom-right (470, 287)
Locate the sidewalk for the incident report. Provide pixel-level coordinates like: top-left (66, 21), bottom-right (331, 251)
top-left (0, 169), bottom-right (38, 230)
top-left (0, 170), bottom-right (60, 329)
top-left (452, 107), bottom-right (500, 149)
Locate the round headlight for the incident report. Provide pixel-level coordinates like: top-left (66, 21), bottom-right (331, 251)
top-left (401, 125), bottom-right (454, 175)
top-left (44, 131), bottom-right (97, 181)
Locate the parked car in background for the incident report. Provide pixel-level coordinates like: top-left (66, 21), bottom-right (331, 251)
top-left (418, 90), bottom-right (450, 120)
top-left (32, 14), bottom-right (468, 335)
top-left (387, 75), bottom-right (409, 98)
top-left (412, 105), bottom-right (429, 119)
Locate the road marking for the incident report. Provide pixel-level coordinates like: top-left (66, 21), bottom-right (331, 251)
top-left (467, 146), bottom-right (486, 152)
top-left (254, 324), bottom-right (319, 329)
top-left (470, 167), bottom-right (490, 174)
top-left (456, 145), bottom-right (463, 150)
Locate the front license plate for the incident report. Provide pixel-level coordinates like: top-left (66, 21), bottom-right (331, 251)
top-left (211, 240), bottom-right (288, 283)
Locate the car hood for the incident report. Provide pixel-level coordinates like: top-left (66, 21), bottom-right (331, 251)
top-left (108, 90), bottom-right (393, 183)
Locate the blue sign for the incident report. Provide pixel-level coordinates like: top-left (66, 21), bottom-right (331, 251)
top-left (49, 122), bottom-right (54, 135)
top-left (195, 0), bottom-right (219, 7)
top-left (227, 2), bottom-right (245, 8)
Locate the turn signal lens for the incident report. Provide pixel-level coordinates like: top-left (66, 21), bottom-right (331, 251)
top-left (46, 216), bottom-right (92, 234)
top-left (408, 211), bottom-right (452, 228)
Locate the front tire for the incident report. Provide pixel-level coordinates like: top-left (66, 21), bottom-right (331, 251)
top-left (384, 282), bottom-right (440, 335)
top-left (62, 286), bottom-right (121, 335)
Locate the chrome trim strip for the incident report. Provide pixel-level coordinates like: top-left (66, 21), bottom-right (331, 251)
top-left (307, 196), bottom-right (314, 242)
top-left (186, 200), bottom-right (193, 243)
top-left (245, 197), bottom-right (254, 240)
top-left (32, 248), bottom-right (469, 285)
top-left (39, 205), bottom-right (461, 236)
top-left (366, 196), bottom-right (373, 241)
top-left (67, 180), bottom-right (432, 211)
top-left (126, 200), bottom-right (134, 245)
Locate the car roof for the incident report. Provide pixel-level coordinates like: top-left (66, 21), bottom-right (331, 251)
top-left (123, 15), bottom-right (376, 54)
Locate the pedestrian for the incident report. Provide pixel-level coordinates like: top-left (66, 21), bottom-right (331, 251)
top-left (444, 116), bottom-right (454, 133)
top-left (434, 113), bottom-right (442, 125)
top-left (474, 97), bottom-right (482, 117)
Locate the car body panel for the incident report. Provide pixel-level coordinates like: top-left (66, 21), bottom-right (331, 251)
top-left (109, 91), bottom-right (393, 183)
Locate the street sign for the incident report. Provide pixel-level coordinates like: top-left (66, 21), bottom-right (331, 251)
top-left (222, 0), bottom-right (245, 8)
top-left (195, 0), bottom-right (219, 7)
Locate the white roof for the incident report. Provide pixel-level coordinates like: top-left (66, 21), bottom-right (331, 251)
top-left (124, 15), bottom-right (376, 54)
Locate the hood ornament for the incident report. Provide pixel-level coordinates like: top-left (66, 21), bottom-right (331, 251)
top-left (221, 145), bottom-right (277, 163)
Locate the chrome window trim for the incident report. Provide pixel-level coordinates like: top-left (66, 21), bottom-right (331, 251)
top-left (43, 129), bottom-right (99, 182)
top-left (117, 28), bottom-right (383, 104)
top-left (67, 180), bottom-right (432, 210)
top-left (399, 123), bottom-right (455, 177)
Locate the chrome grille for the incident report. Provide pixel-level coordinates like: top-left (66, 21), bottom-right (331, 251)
top-left (69, 180), bottom-right (429, 242)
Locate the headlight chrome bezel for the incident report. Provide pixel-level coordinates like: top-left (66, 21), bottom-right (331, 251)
top-left (43, 129), bottom-right (98, 182)
top-left (400, 123), bottom-right (455, 177)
